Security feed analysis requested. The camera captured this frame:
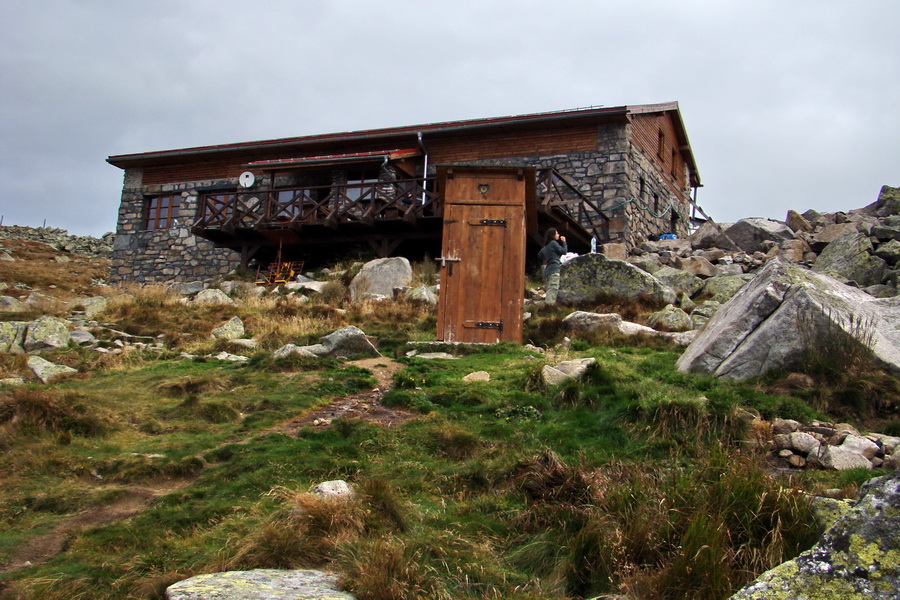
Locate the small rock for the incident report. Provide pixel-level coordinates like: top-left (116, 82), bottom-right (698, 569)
top-left (462, 371), bottom-right (490, 382)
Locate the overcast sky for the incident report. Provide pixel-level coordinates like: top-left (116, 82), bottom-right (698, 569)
top-left (1, 0), bottom-right (897, 237)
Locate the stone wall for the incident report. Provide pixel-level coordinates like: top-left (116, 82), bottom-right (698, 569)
top-left (438, 123), bottom-right (692, 247)
top-left (109, 169), bottom-right (240, 284)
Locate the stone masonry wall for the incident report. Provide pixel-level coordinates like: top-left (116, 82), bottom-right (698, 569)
top-left (110, 169), bottom-right (240, 284)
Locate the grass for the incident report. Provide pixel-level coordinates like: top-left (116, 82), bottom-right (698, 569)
top-left (2, 252), bottom-right (898, 600)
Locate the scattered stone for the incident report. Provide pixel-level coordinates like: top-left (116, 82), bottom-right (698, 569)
top-left (349, 257), bottom-right (413, 302)
top-left (68, 296), bottom-right (109, 318)
top-left (192, 288), bottom-right (234, 305)
top-left (415, 352), bottom-right (458, 360)
top-left (23, 316), bottom-right (70, 352)
top-left (462, 371), bottom-right (490, 382)
top-left (542, 357), bottom-right (595, 386)
top-left (723, 218), bottom-right (796, 254)
top-left (812, 231), bottom-right (887, 287)
top-left (211, 316), bottom-right (245, 340)
top-left (647, 304), bottom-right (693, 332)
top-left (165, 569), bottom-right (355, 600)
top-left (27, 355), bottom-right (78, 383)
top-left (817, 446), bottom-right (873, 471)
top-left (68, 329), bottom-right (97, 346)
top-left (310, 480), bottom-right (355, 500)
top-left (272, 344), bottom-right (317, 360)
top-left (0, 321), bottom-right (28, 353)
top-left (562, 311), bottom-right (622, 332)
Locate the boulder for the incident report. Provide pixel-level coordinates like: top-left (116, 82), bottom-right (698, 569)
top-left (27, 356), bottom-right (78, 383)
top-left (24, 292), bottom-right (63, 312)
top-left (809, 222), bottom-right (859, 252)
top-left (562, 311), bottom-right (623, 332)
top-left (0, 321), bottom-right (28, 353)
top-left (310, 480), bottom-right (355, 499)
top-left (192, 289), bottom-right (235, 305)
top-left (558, 254), bottom-right (676, 304)
top-left (23, 316), bottom-right (70, 352)
top-left (652, 266), bottom-right (704, 296)
top-left (855, 184), bottom-right (900, 218)
top-left (675, 255), bottom-right (719, 278)
top-left (211, 316), bottom-right (245, 340)
top-left (677, 259), bottom-right (900, 381)
top-left (542, 358), bottom-right (595, 386)
top-left (690, 301), bottom-right (721, 329)
top-left (647, 305), bottom-right (693, 332)
top-left (774, 431), bottom-right (821, 455)
top-left (841, 435), bottom-right (880, 461)
top-left (405, 285), bottom-right (438, 305)
top-left (462, 371), bottom-right (490, 382)
top-left (689, 220), bottom-right (740, 251)
top-left (812, 231), bottom-right (887, 287)
top-left (349, 257), bottom-right (412, 302)
top-left (785, 210), bottom-right (813, 234)
top-left (600, 242), bottom-right (628, 261)
top-left (68, 329), bottom-right (97, 346)
top-left (729, 470), bottom-right (900, 599)
top-left (295, 326), bottom-right (381, 359)
top-left (0, 296), bottom-right (24, 313)
top-left (165, 569), bottom-right (355, 600)
top-left (68, 296), bottom-right (109, 318)
top-left (284, 280), bottom-right (329, 294)
top-left (272, 344), bottom-right (318, 360)
top-left (699, 274), bottom-right (753, 303)
top-left (723, 218), bottom-right (796, 254)
top-left (169, 281), bottom-right (207, 296)
top-left (875, 239), bottom-right (900, 265)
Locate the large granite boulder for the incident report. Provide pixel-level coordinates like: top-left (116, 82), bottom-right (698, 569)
top-left (558, 254), bottom-right (676, 304)
top-left (349, 257), bottom-right (412, 302)
top-left (812, 231), bottom-right (887, 287)
top-left (211, 316), bottom-right (245, 340)
top-left (689, 220), bottom-right (740, 251)
top-left (0, 296), bottom-right (25, 313)
top-left (23, 316), bottom-right (70, 352)
top-left (723, 218), bottom-right (796, 254)
top-left (647, 305), bottom-right (693, 332)
top-left (699, 274), bottom-right (754, 303)
top-left (67, 296), bottom-right (109, 318)
top-left (0, 321), bottom-right (28, 353)
top-left (193, 289), bottom-right (235, 305)
top-left (165, 569), bottom-right (355, 599)
top-left (677, 259), bottom-right (900, 381)
top-left (855, 184), bottom-right (900, 218)
top-left (289, 326), bottom-right (381, 359)
top-left (729, 470), bottom-right (900, 600)
top-left (653, 266), bottom-right (705, 296)
top-left (27, 356), bottom-right (78, 383)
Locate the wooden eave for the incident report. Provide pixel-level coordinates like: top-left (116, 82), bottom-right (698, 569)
top-left (106, 105), bottom-right (633, 170)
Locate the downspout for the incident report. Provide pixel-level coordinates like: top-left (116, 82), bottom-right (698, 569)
top-left (417, 132), bottom-right (429, 205)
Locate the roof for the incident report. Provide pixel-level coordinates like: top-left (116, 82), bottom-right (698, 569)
top-left (107, 102), bottom-right (700, 185)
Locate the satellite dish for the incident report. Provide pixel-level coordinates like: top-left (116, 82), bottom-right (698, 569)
top-left (239, 171), bottom-right (256, 188)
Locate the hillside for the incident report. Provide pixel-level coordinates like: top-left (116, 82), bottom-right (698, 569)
top-left (0, 226), bottom-right (898, 600)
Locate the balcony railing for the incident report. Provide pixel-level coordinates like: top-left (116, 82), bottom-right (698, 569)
top-left (536, 169), bottom-right (611, 242)
top-left (193, 177), bottom-right (441, 232)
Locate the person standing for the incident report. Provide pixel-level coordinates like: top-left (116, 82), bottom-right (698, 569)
top-left (538, 228), bottom-right (567, 304)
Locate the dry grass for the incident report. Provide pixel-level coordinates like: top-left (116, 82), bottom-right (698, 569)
top-left (0, 238), bottom-right (111, 303)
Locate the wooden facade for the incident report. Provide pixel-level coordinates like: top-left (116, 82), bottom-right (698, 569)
top-left (107, 103), bottom-right (702, 283)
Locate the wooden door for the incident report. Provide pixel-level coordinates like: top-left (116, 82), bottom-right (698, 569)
top-left (436, 167), bottom-right (529, 344)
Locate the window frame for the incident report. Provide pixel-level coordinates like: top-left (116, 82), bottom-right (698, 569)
top-left (144, 194), bottom-right (182, 230)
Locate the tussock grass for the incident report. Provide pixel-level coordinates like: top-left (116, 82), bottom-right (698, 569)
top-left (0, 388), bottom-right (112, 444)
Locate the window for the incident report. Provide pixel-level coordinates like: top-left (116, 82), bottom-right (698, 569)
top-left (657, 130), bottom-right (665, 158)
top-left (344, 168), bottom-right (380, 202)
top-left (144, 194), bottom-right (181, 229)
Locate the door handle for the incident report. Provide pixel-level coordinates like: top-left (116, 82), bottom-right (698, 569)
top-left (436, 256), bottom-right (461, 276)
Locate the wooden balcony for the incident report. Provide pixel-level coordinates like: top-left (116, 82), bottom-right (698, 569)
top-left (190, 170), bottom-right (613, 267)
top-left (191, 177), bottom-right (444, 262)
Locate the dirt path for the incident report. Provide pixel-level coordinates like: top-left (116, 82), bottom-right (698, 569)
top-left (0, 478), bottom-right (194, 577)
top-left (0, 356), bottom-right (414, 579)
top-left (279, 356), bottom-right (416, 433)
